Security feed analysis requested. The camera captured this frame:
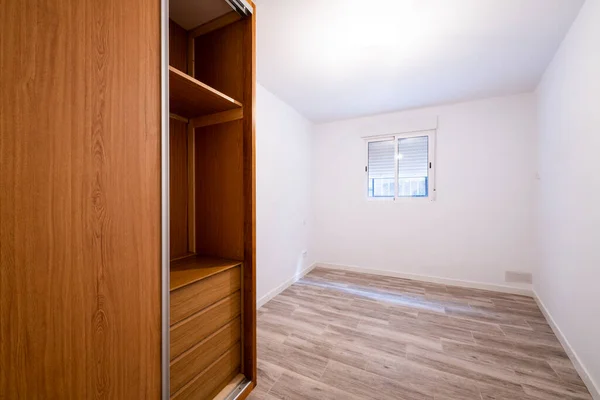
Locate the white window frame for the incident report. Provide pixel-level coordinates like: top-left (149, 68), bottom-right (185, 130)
top-left (365, 129), bottom-right (436, 202)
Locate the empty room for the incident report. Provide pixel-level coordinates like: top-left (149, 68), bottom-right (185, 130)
top-left (1, 0), bottom-right (599, 399)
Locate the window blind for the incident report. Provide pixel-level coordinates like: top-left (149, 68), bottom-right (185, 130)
top-left (368, 140), bottom-right (395, 197)
top-left (397, 136), bottom-right (428, 178)
top-left (398, 136), bottom-right (428, 197)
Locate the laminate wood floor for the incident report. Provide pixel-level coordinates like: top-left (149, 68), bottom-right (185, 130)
top-left (248, 267), bottom-right (592, 400)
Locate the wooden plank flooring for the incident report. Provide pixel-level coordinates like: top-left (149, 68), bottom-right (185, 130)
top-left (248, 268), bottom-right (592, 400)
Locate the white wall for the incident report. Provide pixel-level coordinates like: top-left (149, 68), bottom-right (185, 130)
top-left (535, 0), bottom-right (600, 394)
top-left (256, 84), bottom-right (314, 303)
top-left (311, 93), bottom-right (538, 290)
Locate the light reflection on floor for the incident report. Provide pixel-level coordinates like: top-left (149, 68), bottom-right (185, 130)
top-left (294, 277), bottom-right (475, 314)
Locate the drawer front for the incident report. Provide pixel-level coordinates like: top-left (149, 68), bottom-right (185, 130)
top-left (170, 266), bottom-right (241, 326)
top-left (171, 342), bottom-right (241, 400)
top-left (170, 291), bottom-right (241, 359)
top-left (170, 317), bottom-right (241, 395)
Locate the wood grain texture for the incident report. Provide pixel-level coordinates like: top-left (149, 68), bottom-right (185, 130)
top-left (170, 15), bottom-right (191, 261)
top-left (170, 318), bottom-right (241, 395)
top-left (170, 118), bottom-right (189, 259)
top-left (170, 264), bottom-right (241, 325)
top-left (187, 125), bottom-right (196, 252)
top-left (0, 0), bottom-right (161, 398)
top-left (194, 19), bottom-right (244, 101)
top-left (242, 5), bottom-right (258, 384)
top-left (169, 19), bottom-right (188, 72)
top-left (171, 291), bottom-right (241, 360)
top-left (170, 255), bottom-right (241, 291)
top-left (170, 113), bottom-right (189, 123)
top-left (213, 374), bottom-right (245, 400)
top-left (188, 11), bottom-right (242, 39)
top-left (248, 268), bottom-right (593, 400)
top-left (169, 66), bottom-right (242, 119)
top-left (169, 0), bottom-right (232, 32)
top-left (190, 108), bottom-right (244, 129)
top-left (194, 120), bottom-right (244, 260)
top-left (172, 342), bottom-right (241, 400)
top-left (187, 35), bottom-right (195, 79)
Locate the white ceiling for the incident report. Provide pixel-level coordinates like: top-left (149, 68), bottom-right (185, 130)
top-left (256, 0), bottom-right (584, 122)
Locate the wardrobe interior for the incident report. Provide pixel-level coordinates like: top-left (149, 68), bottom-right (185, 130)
top-left (167, 0), bottom-right (256, 399)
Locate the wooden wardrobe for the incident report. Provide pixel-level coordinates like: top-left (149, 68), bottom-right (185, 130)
top-left (167, 0), bottom-right (257, 399)
top-left (0, 0), bottom-right (257, 398)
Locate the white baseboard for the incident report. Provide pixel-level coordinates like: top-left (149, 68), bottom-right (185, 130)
top-left (257, 263), bottom-right (317, 309)
top-left (317, 262), bottom-right (534, 297)
top-left (534, 291), bottom-right (600, 400)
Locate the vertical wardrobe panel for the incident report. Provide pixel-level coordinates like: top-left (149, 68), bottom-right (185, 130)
top-left (169, 19), bottom-right (191, 259)
top-left (169, 119), bottom-right (189, 259)
top-left (169, 20), bottom-right (188, 72)
top-left (241, 10), bottom-right (258, 383)
top-left (0, 0), bottom-right (161, 398)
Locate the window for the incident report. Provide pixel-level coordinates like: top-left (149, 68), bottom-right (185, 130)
top-left (366, 130), bottom-right (435, 200)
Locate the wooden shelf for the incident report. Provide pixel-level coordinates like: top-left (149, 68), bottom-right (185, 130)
top-left (169, 66), bottom-right (242, 119)
top-left (170, 254), bottom-right (242, 291)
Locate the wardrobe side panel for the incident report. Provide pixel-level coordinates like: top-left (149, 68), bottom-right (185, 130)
top-left (169, 19), bottom-right (188, 72)
top-left (170, 119), bottom-right (189, 259)
top-left (169, 18), bottom-right (191, 259)
top-left (241, 10), bottom-right (257, 383)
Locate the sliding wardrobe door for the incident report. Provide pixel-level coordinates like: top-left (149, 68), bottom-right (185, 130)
top-left (0, 0), bottom-right (162, 398)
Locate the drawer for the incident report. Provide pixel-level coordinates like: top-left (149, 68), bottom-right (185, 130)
top-left (170, 291), bottom-right (241, 359)
top-left (170, 266), bottom-right (240, 326)
top-left (170, 317), bottom-right (241, 395)
top-left (171, 342), bottom-right (241, 400)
